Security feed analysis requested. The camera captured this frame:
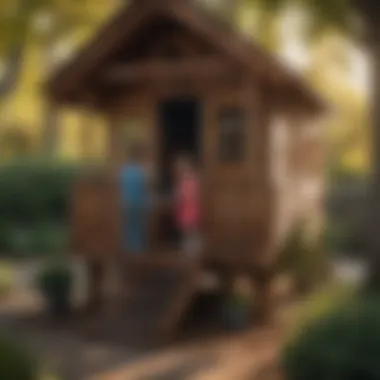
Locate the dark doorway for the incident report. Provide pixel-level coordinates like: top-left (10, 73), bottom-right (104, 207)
top-left (158, 98), bottom-right (201, 192)
top-left (157, 98), bottom-right (201, 247)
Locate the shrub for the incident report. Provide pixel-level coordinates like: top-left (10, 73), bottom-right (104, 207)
top-left (0, 334), bottom-right (38, 380)
top-left (288, 283), bottom-right (357, 340)
top-left (323, 220), bottom-right (366, 257)
top-left (37, 262), bottom-right (72, 296)
top-left (283, 295), bottom-right (380, 380)
top-left (23, 224), bottom-right (68, 256)
top-left (0, 161), bottom-right (103, 256)
top-left (0, 161), bottom-right (79, 226)
top-left (323, 221), bottom-right (349, 254)
top-left (0, 224), bottom-right (69, 258)
top-left (279, 225), bottom-right (330, 294)
top-left (37, 261), bottom-right (73, 316)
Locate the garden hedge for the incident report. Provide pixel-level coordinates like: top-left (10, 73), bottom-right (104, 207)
top-left (0, 161), bottom-right (83, 256)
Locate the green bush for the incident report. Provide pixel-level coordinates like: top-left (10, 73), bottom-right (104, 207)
top-left (0, 161), bottom-right (79, 225)
top-left (37, 261), bottom-right (72, 297)
top-left (323, 221), bottom-right (349, 254)
top-left (0, 224), bottom-right (68, 258)
top-left (37, 261), bottom-right (73, 316)
top-left (283, 295), bottom-right (380, 380)
top-left (323, 220), bottom-right (366, 256)
top-left (0, 334), bottom-right (38, 380)
top-left (0, 161), bottom-right (97, 256)
top-left (288, 283), bottom-right (357, 339)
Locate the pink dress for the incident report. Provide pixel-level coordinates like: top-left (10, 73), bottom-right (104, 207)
top-left (176, 175), bottom-right (200, 231)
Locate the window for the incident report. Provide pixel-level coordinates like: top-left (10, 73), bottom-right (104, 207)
top-left (218, 107), bottom-right (245, 162)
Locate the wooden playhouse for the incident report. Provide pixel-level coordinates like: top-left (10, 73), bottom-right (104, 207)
top-left (46, 0), bottom-right (325, 342)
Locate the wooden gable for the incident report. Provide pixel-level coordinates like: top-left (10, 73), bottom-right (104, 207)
top-left (46, 0), bottom-right (325, 113)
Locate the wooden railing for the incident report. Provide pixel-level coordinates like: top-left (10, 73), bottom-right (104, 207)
top-left (71, 172), bottom-right (121, 261)
top-left (70, 172), bottom-right (176, 260)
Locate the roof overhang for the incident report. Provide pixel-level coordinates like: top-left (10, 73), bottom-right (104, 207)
top-left (45, 0), bottom-right (326, 114)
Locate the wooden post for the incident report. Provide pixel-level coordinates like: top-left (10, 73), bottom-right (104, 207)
top-left (86, 260), bottom-right (106, 313)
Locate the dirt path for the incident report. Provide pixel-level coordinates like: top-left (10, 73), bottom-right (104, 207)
top-left (0, 259), bottom-right (285, 380)
top-left (0, 289), bottom-right (281, 380)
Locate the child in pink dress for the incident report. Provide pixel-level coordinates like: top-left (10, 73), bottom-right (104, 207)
top-left (174, 157), bottom-right (201, 257)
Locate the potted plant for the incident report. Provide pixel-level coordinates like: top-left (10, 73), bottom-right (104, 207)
top-left (37, 261), bottom-right (73, 317)
top-left (223, 277), bottom-right (252, 331)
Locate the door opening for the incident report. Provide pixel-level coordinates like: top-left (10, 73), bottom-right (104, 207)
top-left (158, 98), bottom-right (201, 192)
top-left (157, 97), bottom-right (201, 247)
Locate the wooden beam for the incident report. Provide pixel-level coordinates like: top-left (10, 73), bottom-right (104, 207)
top-left (100, 58), bottom-right (235, 84)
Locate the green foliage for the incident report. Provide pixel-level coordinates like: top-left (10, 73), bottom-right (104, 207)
top-left (290, 283), bottom-right (356, 336)
top-left (0, 161), bottom-right (79, 225)
top-left (283, 294), bottom-right (380, 380)
top-left (0, 334), bottom-right (38, 380)
top-left (37, 260), bottom-right (73, 316)
top-left (248, 0), bottom-right (352, 35)
top-left (323, 219), bottom-right (366, 256)
top-left (279, 224), bottom-right (329, 293)
top-left (37, 261), bottom-right (72, 300)
top-left (0, 161), bottom-right (78, 256)
top-left (0, 224), bottom-right (69, 257)
top-left (0, 162), bottom-right (72, 224)
top-left (323, 221), bottom-right (350, 254)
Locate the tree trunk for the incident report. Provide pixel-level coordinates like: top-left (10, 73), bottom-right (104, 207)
top-left (365, 23), bottom-right (380, 289)
top-left (0, 44), bottom-right (25, 100)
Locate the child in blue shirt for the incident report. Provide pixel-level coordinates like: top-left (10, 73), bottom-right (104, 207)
top-left (119, 144), bottom-right (150, 254)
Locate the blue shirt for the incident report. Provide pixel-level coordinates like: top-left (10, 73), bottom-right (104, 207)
top-left (119, 164), bottom-right (148, 208)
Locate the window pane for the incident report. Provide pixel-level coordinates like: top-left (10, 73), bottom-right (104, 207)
top-left (218, 107), bottom-right (245, 162)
